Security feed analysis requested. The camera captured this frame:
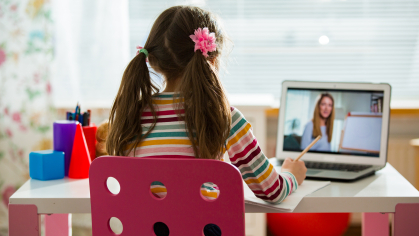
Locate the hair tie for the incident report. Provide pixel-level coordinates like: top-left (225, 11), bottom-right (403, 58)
top-left (136, 46), bottom-right (149, 58)
top-left (189, 27), bottom-right (217, 58)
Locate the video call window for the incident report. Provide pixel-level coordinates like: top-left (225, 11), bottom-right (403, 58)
top-left (283, 88), bottom-right (384, 157)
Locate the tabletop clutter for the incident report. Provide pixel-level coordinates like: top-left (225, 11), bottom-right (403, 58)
top-left (29, 104), bottom-right (98, 180)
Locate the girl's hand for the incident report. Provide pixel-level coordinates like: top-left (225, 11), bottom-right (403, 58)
top-left (281, 157), bottom-right (307, 185)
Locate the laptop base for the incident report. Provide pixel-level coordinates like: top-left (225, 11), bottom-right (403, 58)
top-left (305, 170), bottom-right (376, 182)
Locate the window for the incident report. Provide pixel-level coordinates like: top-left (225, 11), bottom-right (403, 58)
top-left (51, 0), bottom-right (130, 108)
top-left (52, 0), bottom-right (419, 108)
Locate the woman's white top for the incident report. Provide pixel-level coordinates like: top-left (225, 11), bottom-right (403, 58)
top-left (300, 121), bottom-right (331, 152)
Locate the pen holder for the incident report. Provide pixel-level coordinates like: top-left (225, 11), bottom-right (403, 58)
top-left (53, 120), bottom-right (78, 176)
top-left (83, 124), bottom-right (97, 161)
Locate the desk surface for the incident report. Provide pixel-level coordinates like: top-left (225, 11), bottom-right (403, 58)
top-left (10, 162), bottom-right (419, 214)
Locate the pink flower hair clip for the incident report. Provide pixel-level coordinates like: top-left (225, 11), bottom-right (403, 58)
top-left (189, 27), bottom-right (217, 58)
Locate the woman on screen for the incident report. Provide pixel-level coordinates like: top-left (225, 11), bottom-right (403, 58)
top-left (301, 93), bottom-right (335, 152)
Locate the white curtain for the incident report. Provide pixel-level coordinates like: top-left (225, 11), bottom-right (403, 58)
top-left (51, 0), bottom-right (130, 108)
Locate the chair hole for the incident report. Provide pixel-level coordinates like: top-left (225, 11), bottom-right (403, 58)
top-left (153, 222), bottom-right (170, 236)
top-left (200, 182), bottom-right (220, 202)
top-left (106, 177), bottom-right (120, 194)
top-left (203, 223), bottom-right (221, 236)
top-left (109, 217), bottom-right (123, 234)
top-left (150, 181), bottom-right (167, 199)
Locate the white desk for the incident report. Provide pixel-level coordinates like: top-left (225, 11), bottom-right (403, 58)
top-left (247, 160), bottom-right (419, 213)
top-left (9, 163), bottom-right (419, 236)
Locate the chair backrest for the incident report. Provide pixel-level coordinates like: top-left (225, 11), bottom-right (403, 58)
top-left (89, 156), bottom-right (245, 235)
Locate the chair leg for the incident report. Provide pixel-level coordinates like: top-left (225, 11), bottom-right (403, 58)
top-left (8, 204), bottom-right (40, 236)
top-left (362, 212), bottom-right (389, 236)
top-left (45, 214), bottom-right (72, 236)
top-left (393, 203), bottom-right (419, 236)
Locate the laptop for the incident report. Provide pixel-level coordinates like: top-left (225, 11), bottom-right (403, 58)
top-left (275, 81), bottom-right (391, 181)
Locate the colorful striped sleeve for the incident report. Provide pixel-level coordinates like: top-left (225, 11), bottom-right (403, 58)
top-left (226, 107), bottom-right (298, 204)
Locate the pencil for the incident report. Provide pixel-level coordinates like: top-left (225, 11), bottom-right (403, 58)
top-left (294, 135), bottom-right (322, 162)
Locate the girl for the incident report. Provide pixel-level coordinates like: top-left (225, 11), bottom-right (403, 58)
top-left (301, 93), bottom-right (335, 152)
top-left (105, 6), bottom-right (307, 234)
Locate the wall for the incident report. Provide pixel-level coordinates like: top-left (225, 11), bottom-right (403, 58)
top-left (0, 0), bottom-right (55, 234)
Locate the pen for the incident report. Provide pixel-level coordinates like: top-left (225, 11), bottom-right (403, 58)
top-left (294, 135), bottom-right (322, 162)
top-left (87, 109), bottom-right (91, 126)
top-left (75, 103), bottom-right (79, 121)
top-left (78, 113), bottom-right (84, 124)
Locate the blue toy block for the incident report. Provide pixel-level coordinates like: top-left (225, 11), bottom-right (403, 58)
top-left (29, 150), bottom-right (65, 181)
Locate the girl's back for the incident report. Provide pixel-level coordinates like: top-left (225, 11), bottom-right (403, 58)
top-left (126, 92), bottom-right (196, 158)
top-left (106, 5), bottom-right (306, 206)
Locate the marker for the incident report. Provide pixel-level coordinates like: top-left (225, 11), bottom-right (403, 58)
top-left (83, 112), bottom-right (89, 126)
top-left (78, 113), bottom-right (84, 125)
top-left (87, 110), bottom-right (91, 126)
top-left (75, 103), bottom-right (79, 121)
top-left (66, 112), bottom-right (71, 120)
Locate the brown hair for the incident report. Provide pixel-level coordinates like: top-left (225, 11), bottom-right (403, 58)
top-left (312, 93), bottom-right (335, 143)
top-left (106, 6), bottom-right (231, 159)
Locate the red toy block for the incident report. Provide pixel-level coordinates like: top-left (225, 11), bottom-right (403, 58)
top-left (82, 124), bottom-right (97, 161)
top-left (69, 124), bottom-right (91, 178)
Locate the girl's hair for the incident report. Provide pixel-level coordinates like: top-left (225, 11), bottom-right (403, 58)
top-left (312, 93), bottom-right (335, 142)
top-left (107, 6), bottom-right (231, 159)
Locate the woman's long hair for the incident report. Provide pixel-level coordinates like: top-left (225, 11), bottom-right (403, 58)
top-left (106, 6), bottom-right (231, 159)
top-left (312, 93), bottom-right (335, 143)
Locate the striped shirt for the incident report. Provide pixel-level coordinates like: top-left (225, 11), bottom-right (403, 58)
top-left (127, 92), bottom-right (298, 203)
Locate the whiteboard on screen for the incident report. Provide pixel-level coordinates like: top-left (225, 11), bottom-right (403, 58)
top-left (341, 116), bottom-right (382, 153)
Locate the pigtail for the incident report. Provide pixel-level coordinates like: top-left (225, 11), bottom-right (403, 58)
top-left (178, 53), bottom-right (231, 159)
top-left (107, 52), bottom-right (159, 156)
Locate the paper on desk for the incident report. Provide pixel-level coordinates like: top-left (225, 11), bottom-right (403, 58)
top-left (244, 180), bottom-right (331, 212)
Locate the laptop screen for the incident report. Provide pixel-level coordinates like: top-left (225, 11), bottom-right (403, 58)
top-left (283, 88), bottom-right (384, 157)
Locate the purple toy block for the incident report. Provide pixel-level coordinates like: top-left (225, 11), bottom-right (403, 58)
top-left (53, 120), bottom-right (78, 176)
top-left (29, 150), bottom-right (65, 181)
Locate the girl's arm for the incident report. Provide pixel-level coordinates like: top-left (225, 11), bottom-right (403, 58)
top-left (226, 107), bottom-right (298, 204)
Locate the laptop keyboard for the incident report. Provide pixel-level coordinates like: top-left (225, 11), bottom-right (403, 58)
top-left (278, 160), bottom-right (372, 172)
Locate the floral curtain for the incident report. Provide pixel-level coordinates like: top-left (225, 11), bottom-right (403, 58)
top-left (0, 0), bottom-right (55, 234)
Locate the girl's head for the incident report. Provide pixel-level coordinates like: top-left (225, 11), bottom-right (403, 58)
top-left (312, 93), bottom-right (335, 142)
top-left (146, 6), bottom-right (226, 80)
top-left (107, 6), bottom-right (231, 159)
